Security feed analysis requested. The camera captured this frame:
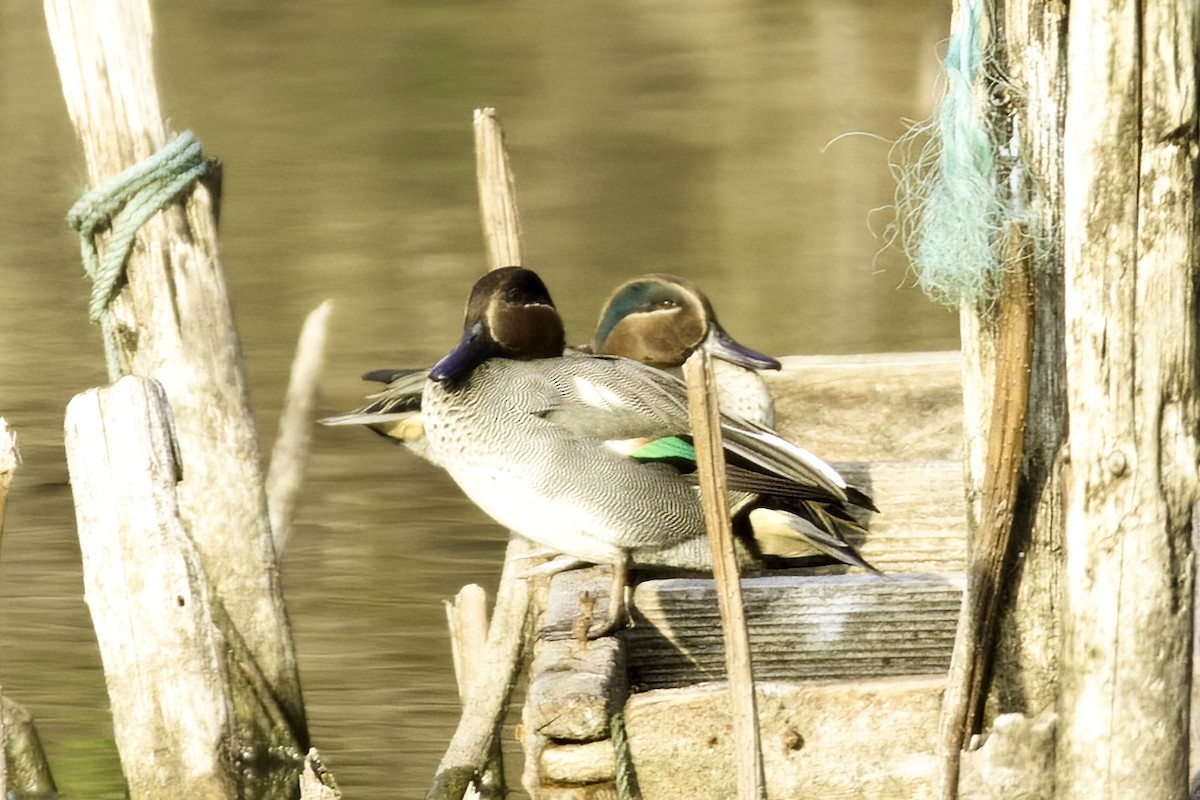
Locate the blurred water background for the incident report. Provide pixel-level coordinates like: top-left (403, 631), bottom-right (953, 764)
top-left (0, 1), bottom-right (953, 796)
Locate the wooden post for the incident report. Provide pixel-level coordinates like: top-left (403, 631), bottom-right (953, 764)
top-left (1058, 1), bottom-right (1198, 797)
top-left (985, 0), bottom-right (1069, 737)
top-left (949, 0), bottom-right (1070, 795)
top-left (64, 377), bottom-right (237, 800)
top-left (44, 0), bottom-right (306, 748)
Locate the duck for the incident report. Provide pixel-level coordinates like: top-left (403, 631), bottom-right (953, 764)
top-left (323, 269), bottom-right (878, 599)
top-left (408, 267), bottom-right (875, 634)
top-left (323, 271), bottom-right (782, 455)
top-left (590, 273), bottom-right (875, 573)
top-left (589, 272), bottom-right (780, 427)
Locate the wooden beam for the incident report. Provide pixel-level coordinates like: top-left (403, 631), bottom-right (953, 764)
top-left (627, 574), bottom-right (961, 691)
top-left (624, 676), bottom-right (946, 800)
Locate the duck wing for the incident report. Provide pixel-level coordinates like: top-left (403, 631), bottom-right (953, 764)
top-left (320, 368), bottom-right (429, 426)
top-left (541, 353), bottom-right (867, 510)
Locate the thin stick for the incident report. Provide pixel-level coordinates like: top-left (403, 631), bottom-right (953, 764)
top-left (474, 108), bottom-right (523, 271)
top-left (0, 419), bottom-right (20, 554)
top-left (426, 107), bottom-right (531, 800)
top-left (446, 585), bottom-right (494, 800)
top-left (267, 300), bottom-right (332, 554)
top-left (683, 350), bottom-right (766, 800)
top-left (446, 584), bottom-right (491, 703)
top-left (938, 231), bottom-right (1034, 799)
top-left (428, 537), bottom-right (535, 800)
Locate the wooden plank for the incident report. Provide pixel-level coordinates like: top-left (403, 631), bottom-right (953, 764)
top-left (835, 460), bottom-right (966, 574)
top-left (627, 574), bottom-right (961, 691)
top-left (64, 377), bottom-right (236, 800)
top-left (765, 351), bottom-right (962, 463)
top-left (624, 676), bottom-right (945, 799)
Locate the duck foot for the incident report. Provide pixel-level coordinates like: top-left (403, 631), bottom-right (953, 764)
top-left (535, 552), bottom-right (632, 641)
top-left (584, 551), bottom-right (630, 640)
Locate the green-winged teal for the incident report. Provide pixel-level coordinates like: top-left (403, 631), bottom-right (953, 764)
top-left (410, 267), bottom-right (874, 631)
top-left (590, 272), bottom-right (780, 426)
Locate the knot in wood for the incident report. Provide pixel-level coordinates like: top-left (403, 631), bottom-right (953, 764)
top-left (1105, 448), bottom-right (1129, 477)
top-left (782, 728), bottom-right (805, 751)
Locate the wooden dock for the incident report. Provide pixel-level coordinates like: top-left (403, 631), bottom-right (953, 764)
top-left (521, 351), bottom-right (967, 799)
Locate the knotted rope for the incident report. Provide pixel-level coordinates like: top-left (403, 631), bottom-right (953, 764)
top-left (67, 131), bottom-right (212, 378)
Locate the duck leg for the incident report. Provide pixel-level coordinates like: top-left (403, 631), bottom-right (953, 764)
top-left (587, 550), bottom-right (631, 639)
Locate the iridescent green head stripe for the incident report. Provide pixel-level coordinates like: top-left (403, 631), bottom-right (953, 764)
top-left (592, 273), bottom-right (778, 371)
top-left (593, 275), bottom-right (697, 347)
top-left (592, 274), bottom-right (709, 366)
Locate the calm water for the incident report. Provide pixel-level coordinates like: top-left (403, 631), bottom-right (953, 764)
top-left (0, 1), bottom-right (954, 797)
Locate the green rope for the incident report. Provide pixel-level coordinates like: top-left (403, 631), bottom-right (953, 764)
top-left (611, 712), bottom-right (638, 800)
top-left (66, 131), bottom-right (212, 378)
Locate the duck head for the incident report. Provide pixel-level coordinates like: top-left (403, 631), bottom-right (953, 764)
top-left (591, 273), bottom-right (781, 371)
top-left (430, 267), bottom-right (566, 383)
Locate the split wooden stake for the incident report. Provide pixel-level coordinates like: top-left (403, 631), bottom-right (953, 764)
top-left (938, 235), bottom-right (1034, 799)
top-left (684, 349), bottom-right (767, 800)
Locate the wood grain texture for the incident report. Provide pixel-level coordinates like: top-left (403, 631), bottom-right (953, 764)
top-left (1059, 0), bottom-right (1199, 796)
top-left (64, 377), bottom-right (236, 800)
top-left (45, 0), bottom-right (305, 741)
top-left (765, 352), bottom-right (962, 462)
top-left (627, 574), bottom-right (961, 691)
top-left (624, 676), bottom-right (945, 800)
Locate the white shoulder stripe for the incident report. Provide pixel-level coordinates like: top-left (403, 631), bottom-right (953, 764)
top-left (573, 375), bottom-right (625, 410)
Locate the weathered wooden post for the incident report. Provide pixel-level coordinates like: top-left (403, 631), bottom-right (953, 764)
top-left (919, 0), bottom-right (1196, 797)
top-left (65, 378), bottom-right (238, 800)
top-left (44, 0), bottom-right (309, 788)
top-left (979, 0), bottom-right (1068, 741)
top-left (1058, 1), bottom-right (1198, 796)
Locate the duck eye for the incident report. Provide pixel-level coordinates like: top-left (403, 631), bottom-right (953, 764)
top-left (652, 299), bottom-right (678, 310)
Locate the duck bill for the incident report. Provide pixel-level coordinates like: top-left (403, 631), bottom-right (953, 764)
top-left (705, 323), bottom-right (781, 371)
top-left (430, 322), bottom-right (490, 383)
